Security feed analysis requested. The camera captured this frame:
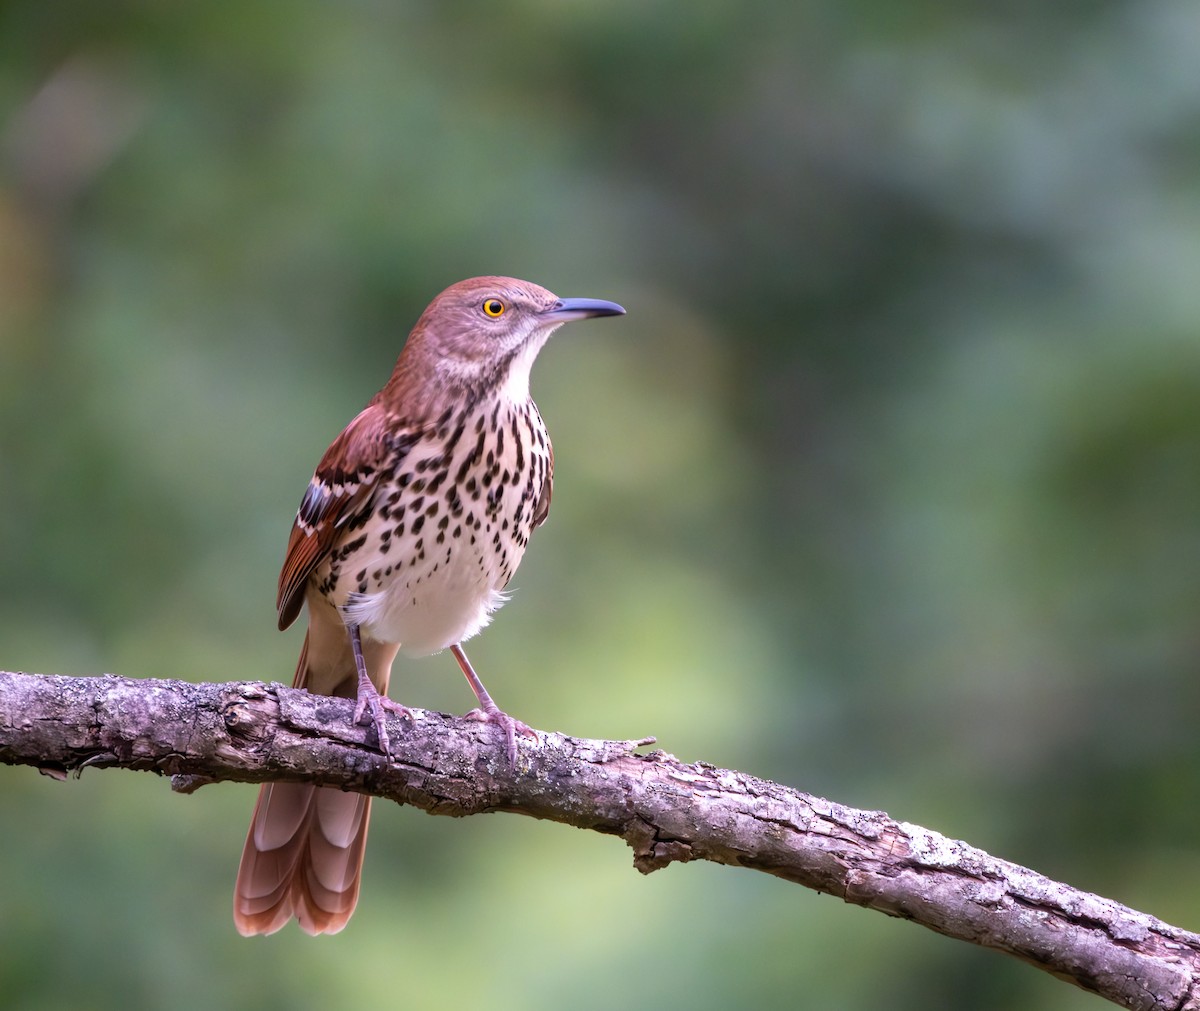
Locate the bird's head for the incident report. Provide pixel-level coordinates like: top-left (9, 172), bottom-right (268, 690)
top-left (399, 276), bottom-right (625, 404)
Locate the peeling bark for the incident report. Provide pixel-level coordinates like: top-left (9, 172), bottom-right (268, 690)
top-left (2, 670), bottom-right (1198, 1009)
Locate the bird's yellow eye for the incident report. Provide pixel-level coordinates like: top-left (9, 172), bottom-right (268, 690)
top-left (482, 298), bottom-right (506, 318)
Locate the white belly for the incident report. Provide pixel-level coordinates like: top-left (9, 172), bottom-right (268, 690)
top-left (340, 552), bottom-right (511, 657)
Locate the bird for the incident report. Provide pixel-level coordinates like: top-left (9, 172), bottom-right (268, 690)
top-left (232, 275), bottom-right (625, 936)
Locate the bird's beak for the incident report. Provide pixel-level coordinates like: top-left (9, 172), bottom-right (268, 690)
top-left (540, 297), bottom-right (626, 322)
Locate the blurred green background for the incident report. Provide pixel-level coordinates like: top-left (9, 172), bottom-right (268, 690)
top-left (3, 2), bottom-right (1199, 1008)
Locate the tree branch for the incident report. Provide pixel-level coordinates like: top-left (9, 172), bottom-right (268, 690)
top-left (1, 669), bottom-right (1196, 1008)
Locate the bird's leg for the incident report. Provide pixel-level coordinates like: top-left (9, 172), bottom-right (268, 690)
top-left (348, 623), bottom-right (409, 758)
top-left (451, 643), bottom-right (536, 764)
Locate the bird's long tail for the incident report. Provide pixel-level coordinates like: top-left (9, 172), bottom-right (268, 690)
top-left (233, 633), bottom-right (372, 935)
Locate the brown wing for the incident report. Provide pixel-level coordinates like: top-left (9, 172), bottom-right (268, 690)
top-left (276, 405), bottom-right (418, 630)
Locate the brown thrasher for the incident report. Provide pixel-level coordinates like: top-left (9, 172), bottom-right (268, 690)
top-left (233, 276), bottom-right (624, 936)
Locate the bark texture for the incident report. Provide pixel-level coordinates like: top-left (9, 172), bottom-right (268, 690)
top-left (2, 669), bottom-right (1198, 1009)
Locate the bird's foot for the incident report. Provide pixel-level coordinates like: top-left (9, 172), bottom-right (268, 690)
top-left (353, 686), bottom-right (411, 759)
top-left (464, 703), bottom-right (537, 765)
top-left (346, 622), bottom-right (409, 758)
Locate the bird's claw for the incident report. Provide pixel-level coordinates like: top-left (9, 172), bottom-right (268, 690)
top-left (353, 692), bottom-right (411, 759)
top-left (464, 705), bottom-right (536, 765)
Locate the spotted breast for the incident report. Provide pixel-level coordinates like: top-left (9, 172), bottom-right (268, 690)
top-left (319, 397), bottom-right (553, 657)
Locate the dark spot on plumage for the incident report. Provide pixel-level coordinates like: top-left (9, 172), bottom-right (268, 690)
top-left (427, 469), bottom-right (447, 494)
top-left (453, 524), bottom-right (461, 538)
top-left (410, 477), bottom-right (426, 493)
top-left (445, 420), bottom-right (466, 454)
top-left (412, 514), bottom-right (425, 535)
top-left (438, 515), bottom-right (449, 530)
top-left (387, 431), bottom-right (421, 456)
top-left (486, 448), bottom-right (495, 468)
top-left (336, 534), bottom-right (367, 561)
top-left (398, 472), bottom-right (412, 488)
top-left (475, 413), bottom-right (485, 434)
top-left (437, 405), bottom-right (454, 430)
top-left (482, 469), bottom-right (494, 488)
top-left (454, 457), bottom-right (470, 485)
top-left (425, 501), bottom-right (438, 517)
top-left (436, 531), bottom-right (445, 545)
top-left (410, 495), bottom-right (424, 512)
top-left (394, 522), bottom-right (405, 537)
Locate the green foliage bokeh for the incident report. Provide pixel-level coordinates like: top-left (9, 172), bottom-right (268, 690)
top-left (2, 3), bottom-right (1199, 1009)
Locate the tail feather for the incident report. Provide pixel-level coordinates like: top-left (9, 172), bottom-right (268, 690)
top-left (233, 782), bottom-right (371, 935)
top-left (234, 602), bottom-right (398, 936)
top-left (233, 615), bottom-right (386, 936)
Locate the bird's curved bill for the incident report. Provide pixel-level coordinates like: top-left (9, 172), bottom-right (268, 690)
top-left (541, 297), bottom-right (626, 321)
